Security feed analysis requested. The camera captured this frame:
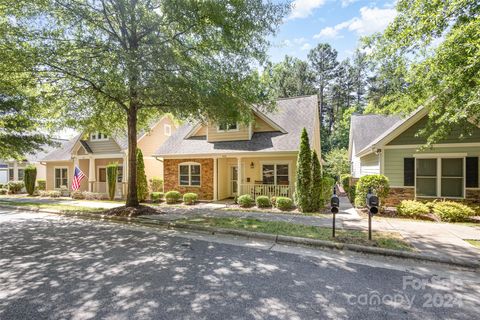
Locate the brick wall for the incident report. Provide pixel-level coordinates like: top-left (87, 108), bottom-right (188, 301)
top-left (163, 158), bottom-right (214, 200)
top-left (466, 189), bottom-right (480, 204)
top-left (384, 187), bottom-right (415, 207)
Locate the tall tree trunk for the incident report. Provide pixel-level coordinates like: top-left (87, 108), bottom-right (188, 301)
top-left (126, 106), bottom-right (139, 207)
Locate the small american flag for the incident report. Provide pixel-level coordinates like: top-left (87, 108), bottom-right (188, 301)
top-left (72, 166), bottom-right (86, 191)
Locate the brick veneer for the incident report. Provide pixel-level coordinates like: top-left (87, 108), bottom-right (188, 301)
top-left (163, 158), bottom-right (214, 200)
top-left (466, 189), bottom-right (480, 204)
top-left (384, 187), bottom-right (415, 207)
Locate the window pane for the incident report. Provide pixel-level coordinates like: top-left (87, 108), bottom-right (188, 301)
top-left (416, 178), bottom-right (437, 197)
top-left (276, 165), bottom-right (288, 176)
top-left (191, 175), bottom-right (201, 186)
top-left (442, 158), bottom-right (463, 177)
top-left (18, 169), bottom-right (24, 180)
top-left (117, 166), bottom-right (123, 182)
top-left (441, 178), bottom-right (463, 197)
top-left (262, 165), bottom-right (275, 184)
top-left (232, 167), bottom-right (238, 180)
top-left (218, 123), bottom-right (227, 131)
top-left (277, 175), bottom-right (289, 184)
top-left (417, 159), bottom-right (437, 176)
top-left (190, 165), bottom-right (200, 175)
top-left (9, 168), bottom-right (14, 181)
top-left (179, 165), bottom-right (189, 175)
top-left (98, 168), bottom-right (106, 182)
top-left (227, 123), bottom-right (237, 130)
top-left (180, 175), bottom-right (189, 186)
top-left (62, 168), bottom-right (68, 177)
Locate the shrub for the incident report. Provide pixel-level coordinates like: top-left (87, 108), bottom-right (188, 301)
top-left (8, 181), bottom-right (24, 194)
top-left (340, 174), bottom-right (351, 191)
top-left (294, 128), bottom-right (312, 212)
top-left (270, 196), bottom-right (277, 207)
top-left (397, 200), bottom-right (430, 218)
top-left (256, 195), bottom-right (271, 208)
top-left (84, 192), bottom-right (108, 200)
top-left (310, 150), bottom-right (322, 211)
top-left (0, 188), bottom-right (8, 195)
top-left (41, 190), bottom-right (61, 198)
top-left (433, 201), bottom-right (475, 222)
top-left (165, 190), bottom-right (181, 204)
top-left (237, 194), bottom-right (254, 208)
top-left (37, 179), bottom-right (46, 191)
top-left (276, 197), bottom-right (293, 211)
top-left (149, 177), bottom-right (163, 192)
top-left (183, 193), bottom-right (198, 205)
top-left (136, 149), bottom-right (149, 202)
top-left (321, 176), bottom-right (336, 204)
top-left (150, 192), bottom-right (164, 203)
top-left (348, 184), bottom-right (356, 201)
top-left (354, 174), bottom-right (390, 208)
top-left (24, 165), bottom-right (37, 195)
top-left (107, 163), bottom-right (118, 201)
top-left (71, 191), bottom-right (85, 200)
top-left (58, 186), bottom-right (70, 197)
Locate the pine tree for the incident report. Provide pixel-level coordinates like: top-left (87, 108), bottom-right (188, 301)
top-left (136, 149), bottom-right (148, 202)
top-left (295, 128), bottom-right (312, 212)
top-left (310, 150), bottom-right (322, 211)
top-left (107, 163), bottom-right (118, 201)
top-left (24, 165), bottom-right (36, 196)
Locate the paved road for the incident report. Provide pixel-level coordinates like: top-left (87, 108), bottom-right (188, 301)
top-left (1, 209), bottom-right (479, 320)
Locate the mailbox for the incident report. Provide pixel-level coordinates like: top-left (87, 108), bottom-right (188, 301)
top-left (331, 187), bottom-right (339, 214)
top-left (366, 189), bottom-right (379, 214)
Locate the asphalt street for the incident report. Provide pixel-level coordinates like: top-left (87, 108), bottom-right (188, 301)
top-left (0, 208), bottom-right (479, 320)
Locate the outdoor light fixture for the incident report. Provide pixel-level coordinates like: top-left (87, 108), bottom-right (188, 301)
top-left (250, 162), bottom-right (255, 169)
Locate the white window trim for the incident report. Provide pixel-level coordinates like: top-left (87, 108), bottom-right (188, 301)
top-left (178, 162), bottom-right (201, 187)
top-left (54, 166), bottom-right (69, 189)
top-left (217, 122), bottom-right (239, 133)
top-left (90, 132), bottom-right (109, 141)
top-left (259, 160), bottom-right (292, 185)
top-left (414, 157), bottom-right (466, 199)
top-left (164, 124), bottom-right (172, 136)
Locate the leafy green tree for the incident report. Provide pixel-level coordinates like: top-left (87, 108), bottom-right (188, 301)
top-left (366, 0), bottom-right (480, 144)
top-left (23, 165), bottom-right (37, 196)
top-left (6, 0), bottom-right (288, 207)
top-left (136, 149), bottom-right (148, 203)
top-left (107, 163), bottom-right (118, 201)
top-left (295, 128), bottom-right (312, 212)
top-left (310, 150), bottom-right (322, 211)
top-left (323, 148), bottom-right (350, 180)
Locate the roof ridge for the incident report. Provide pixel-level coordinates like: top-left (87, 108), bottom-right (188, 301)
top-left (275, 94), bottom-right (317, 101)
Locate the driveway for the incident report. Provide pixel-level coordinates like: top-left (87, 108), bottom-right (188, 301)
top-left (1, 208), bottom-right (479, 319)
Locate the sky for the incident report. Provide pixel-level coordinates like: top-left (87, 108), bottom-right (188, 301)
top-left (268, 0), bottom-right (397, 63)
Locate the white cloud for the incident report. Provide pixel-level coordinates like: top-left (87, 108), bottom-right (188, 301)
top-left (301, 43), bottom-right (312, 51)
top-left (313, 6), bottom-right (397, 39)
top-left (288, 0), bottom-right (327, 20)
top-left (341, 0), bottom-right (359, 7)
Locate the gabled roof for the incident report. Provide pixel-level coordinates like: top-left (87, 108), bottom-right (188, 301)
top-left (154, 95), bottom-right (319, 156)
top-left (42, 134), bottom-right (82, 161)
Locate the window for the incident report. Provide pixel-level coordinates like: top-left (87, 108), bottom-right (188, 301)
top-left (466, 157), bottom-right (479, 188)
top-left (164, 124), bottom-right (172, 136)
top-left (217, 122), bottom-right (238, 132)
top-left (179, 163), bottom-right (201, 186)
top-left (117, 166), bottom-right (123, 183)
top-left (415, 157), bottom-right (465, 198)
top-left (416, 159), bottom-right (437, 197)
top-left (98, 168), bottom-right (106, 183)
top-left (17, 169), bottom-right (25, 181)
top-left (404, 158), bottom-right (415, 186)
top-left (55, 168), bottom-right (68, 189)
top-left (441, 158), bottom-right (463, 197)
top-left (8, 168), bottom-right (14, 181)
top-left (262, 164), bottom-right (289, 185)
top-left (90, 132), bottom-right (108, 141)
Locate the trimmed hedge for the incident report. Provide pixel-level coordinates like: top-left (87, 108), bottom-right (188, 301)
top-left (354, 174), bottom-right (390, 207)
top-left (433, 201), bottom-right (475, 222)
top-left (183, 193), bottom-right (198, 205)
top-left (37, 179), bottom-right (46, 191)
top-left (340, 174), bottom-right (351, 191)
top-left (397, 200), bottom-right (430, 218)
top-left (165, 190), bottom-right (181, 204)
top-left (276, 197), bottom-right (293, 211)
top-left (8, 181), bottom-right (24, 194)
top-left (39, 190), bottom-right (61, 198)
top-left (0, 188), bottom-right (7, 195)
top-left (151, 192), bottom-right (164, 203)
top-left (149, 177), bottom-right (163, 192)
top-left (256, 195), bottom-right (271, 208)
top-left (71, 191), bottom-right (85, 200)
top-left (24, 165), bottom-right (37, 195)
top-left (238, 194), bottom-right (254, 208)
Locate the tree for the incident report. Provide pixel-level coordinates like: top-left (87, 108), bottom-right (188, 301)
top-left (323, 148), bottom-right (350, 180)
top-left (366, 0), bottom-right (480, 144)
top-left (107, 163), bottom-right (118, 201)
top-left (136, 149), bottom-right (148, 202)
top-left (295, 128), bottom-right (312, 212)
top-left (6, 0), bottom-right (288, 208)
top-left (24, 165), bottom-right (37, 196)
top-left (310, 150), bottom-right (322, 211)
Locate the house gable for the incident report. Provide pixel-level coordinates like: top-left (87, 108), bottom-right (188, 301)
top-left (253, 114), bottom-right (277, 132)
top-left (137, 116), bottom-right (176, 156)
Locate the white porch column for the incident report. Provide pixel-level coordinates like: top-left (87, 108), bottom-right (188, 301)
top-left (122, 154), bottom-right (128, 197)
top-left (237, 157), bottom-right (242, 195)
top-left (13, 161), bottom-right (18, 181)
top-left (213, 158), bottom-right (217, 201)
top-left (88, 157), bottom-right (95, 192)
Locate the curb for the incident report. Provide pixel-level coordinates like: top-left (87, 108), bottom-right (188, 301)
top-left (2, 204), bottom-right (479, 271)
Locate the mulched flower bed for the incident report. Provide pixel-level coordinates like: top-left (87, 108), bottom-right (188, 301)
top-left (100, 205), bottom-right (163, 217)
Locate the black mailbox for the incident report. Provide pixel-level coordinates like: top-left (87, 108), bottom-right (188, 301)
top-left (331, 187), bottom-right (339, 214)
top-left (366, 190), bottom-right (379, 214)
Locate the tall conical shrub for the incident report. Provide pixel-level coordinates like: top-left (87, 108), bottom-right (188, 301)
top-left (295, 128), bottom-right (312, 212)
top-left (107, 163), bottom-right (118, 200)
top-left (24, 165), bottom-right (37, 196)
top-left (310, 150), bottom-right (322, 211)
top-left (136, 149), bottom-right (148, 202)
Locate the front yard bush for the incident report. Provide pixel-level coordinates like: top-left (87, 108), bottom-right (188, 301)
top-left (340, 174), bottom-right (351, 191)
top-left (37, 179), bottom-right (46, 191)
top-left (150, 192), bottom-right (164, 203)
top-left (433, 201), bottom-right (475, 222)
top-left (0, 188), bottom-right (7, 195)
top-left (71, 191), bottom-right (85, 200)
top-left (276, 197), bottom-right (293, 211)
top-left (183, 193), bottom-right (198, 205)
top-left (354, 174), bottom-right (390, 207)
top-left (84, 192), bottom-right (108, 200)
top-left (106, 163), bottom-right (118, 201)
top-left (24, 165), bottom-right (37, 195)
top-left (237, 194), bottom-right (254, 208)
top-left (256, 195), bottom-right (271, 208)
top-left (8, 181), bottom-right (24, 194)
top-left (39, 190), bottom-right (61, 198)
top-left (270, 196), bottom-right (277, 207)
top-left (149, 177), bottom-right (163, 192)
top-left (165, 190), bottom-right (181, 204)
top-left (397, 200), bottom-right (430, 218)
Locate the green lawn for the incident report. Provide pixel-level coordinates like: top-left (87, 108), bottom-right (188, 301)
top-left (176, 217), bottom-right (413, 251)
top-left (465, 239), bottom-right (480, 248)
top-left (0, 200), bottom-right (104, 213)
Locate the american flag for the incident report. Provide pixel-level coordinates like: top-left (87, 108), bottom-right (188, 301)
top-left (72, 166), bottom-right (86, 191)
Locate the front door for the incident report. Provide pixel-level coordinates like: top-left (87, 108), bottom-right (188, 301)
top-left (231, 166), bottom-right (238, 197)
top-left (98, 167), bottom-right (107, 193)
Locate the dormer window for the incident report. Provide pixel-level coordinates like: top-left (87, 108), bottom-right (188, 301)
top-left (90, 132), bottom-right (108, 141)
top-left (217, 122), bottom-right (238, 132)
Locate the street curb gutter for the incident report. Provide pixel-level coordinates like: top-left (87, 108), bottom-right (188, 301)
top-left (2, 205), bottom-right (479, 271)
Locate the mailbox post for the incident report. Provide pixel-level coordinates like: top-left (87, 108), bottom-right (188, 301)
top-left (331, 187), bottom-right (339, 238)
top-left (366, 188), bottom-right (379, 240)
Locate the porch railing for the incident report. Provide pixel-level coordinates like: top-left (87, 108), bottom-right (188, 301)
top-left (239, 184), bottom-right (295, 199)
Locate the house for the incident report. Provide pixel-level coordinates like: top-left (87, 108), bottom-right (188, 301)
top-left (154, 95), bottom-right (321, 201)
top-left (41, 116), bottom-right (176, 196)
top-left (349, 107), bottom-right (480, 206)
top-left (0, 140), bottom-right (66, 185)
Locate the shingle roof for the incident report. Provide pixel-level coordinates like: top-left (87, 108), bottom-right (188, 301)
top-left (154, 95), bottom-right (318, 156)
top-left (41, 135), bottom-right (82, 161)
top-left (350, 114), bottom-right (403, 155)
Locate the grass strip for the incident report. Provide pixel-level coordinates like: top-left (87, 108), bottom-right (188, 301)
top-left (0, 200), bottom-right (104, 213)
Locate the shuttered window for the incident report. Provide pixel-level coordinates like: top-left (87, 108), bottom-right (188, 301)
top-left (404, 158), bottom-right (415, 186)
top-left (466, 157), bottom-right (479, 188)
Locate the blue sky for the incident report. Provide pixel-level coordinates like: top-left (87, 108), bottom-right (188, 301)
top-left (268, 0), bottom-right (397, 62)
